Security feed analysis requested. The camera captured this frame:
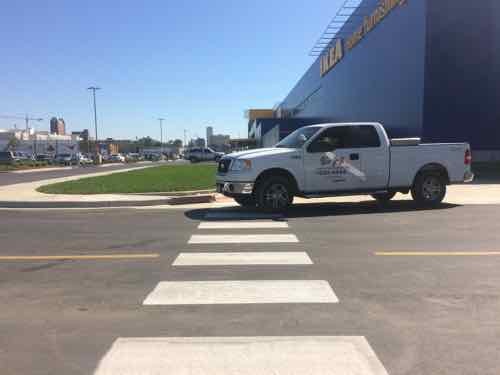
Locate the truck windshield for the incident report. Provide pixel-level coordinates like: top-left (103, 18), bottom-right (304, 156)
top-left (275, 127), bottom-right (321, 149)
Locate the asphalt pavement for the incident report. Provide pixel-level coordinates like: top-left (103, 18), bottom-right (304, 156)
top-left (1, 202), bottom-right (500, 374)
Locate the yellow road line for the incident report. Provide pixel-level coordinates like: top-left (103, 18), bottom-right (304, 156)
top-left (0, 254), bottom-right (160, 261)
top-left (375, 252), bottom-right (500, 257)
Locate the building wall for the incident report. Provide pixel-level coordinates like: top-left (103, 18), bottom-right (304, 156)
top-left (280, 0), bottom-right (427, 139)
top-left (423, 0), bottom-right (500, 151)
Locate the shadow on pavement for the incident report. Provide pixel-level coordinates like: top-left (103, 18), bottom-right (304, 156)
top-left (185, 200), bottom-right (460, 221)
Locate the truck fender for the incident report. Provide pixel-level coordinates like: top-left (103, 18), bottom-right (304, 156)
top-left (413, 163), bottom-right (450, 186)
top-left (255, 168), bottom-right (300, 195)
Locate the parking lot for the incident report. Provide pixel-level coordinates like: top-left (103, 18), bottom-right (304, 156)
top-left (1, 201), bottom-right (500, 374)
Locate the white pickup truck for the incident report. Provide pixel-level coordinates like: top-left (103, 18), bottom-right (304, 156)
top-left (216, 123), bottom-right (474, 211)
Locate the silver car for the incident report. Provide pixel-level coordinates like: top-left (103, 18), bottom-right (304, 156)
top-left (184, 148), bottom-right (223, 163)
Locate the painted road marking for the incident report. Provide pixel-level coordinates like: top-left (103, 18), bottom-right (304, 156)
top-left (375, 251), bottom-right (500, 257)
top-left (188, 234), bottom-right (299, 244)
top-left (204, 211), bottom-right (283, 220)
top-left (94, 336), bottom-right (388, 375)
top-left (0, 254), bottom-right (160, 261)
top-left (172, 252), bottom-right (313, 266)
top-left (198, 221), bottom-right (289, 229)
top-left (143, 280), bottom-right (338, 305)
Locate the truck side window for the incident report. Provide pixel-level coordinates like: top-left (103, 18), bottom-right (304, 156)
top-left (348, 125), bottom-right (381, 148)
top-left (307, 126), bottom-right (349, 153)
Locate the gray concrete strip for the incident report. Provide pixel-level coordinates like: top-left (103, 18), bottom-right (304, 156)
top-left (94, 336), bottom-right (388, 375)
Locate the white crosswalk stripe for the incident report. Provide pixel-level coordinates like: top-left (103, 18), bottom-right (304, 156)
top-left (172, 252), bottom-right (313, 266)
top-left (188, 234), bottom-right (299, 244)
top-left (198, 221), bottom-right (289, 229)
top-left (204, 211), bottom-right (283, 220)
top-left (143, 280), bottom-right (338, 305)
top-left (94, 336), bottom-right (389, 375)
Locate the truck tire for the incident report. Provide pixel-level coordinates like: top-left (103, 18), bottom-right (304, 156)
top-left (256, 176), bottom-right (294, 212)
top-left (411, 172), bottom-right (446, 207)
top-left (234, 196), bottom-right (256, 208)
top-left (371, 192), bottom-right (396, 203)
top-left (189, 157), bottom-right (198, 163)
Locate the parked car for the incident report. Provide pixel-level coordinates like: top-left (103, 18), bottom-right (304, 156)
top-left (109, 154), bottom-right (125, 163)
top-left (125, 153), bottom-right (143, 162)
top-left (54, 153), bottom-right (73, 165)
top-left (13, 152), bottom-right (34, 161)
top-left (184, 147), bottom-right (224, 163)
top-left (71, 153), bottom-right (93, 165)
top-left (0, 151), bottom-right (16, 165)
top-left (35, 154), bottom-right (54, 164)
top-left (216, 122), bottom-right (474, 211)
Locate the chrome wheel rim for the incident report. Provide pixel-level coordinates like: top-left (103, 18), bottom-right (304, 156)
top-left (422, 176), bottom-right (443, 201)
top-left (264, 183), bottom-right (289, 209)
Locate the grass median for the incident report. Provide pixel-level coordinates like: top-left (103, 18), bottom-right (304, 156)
top-left (37, 164), bottom-right (217, 194)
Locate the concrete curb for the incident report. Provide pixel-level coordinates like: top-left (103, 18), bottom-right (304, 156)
top-left (0, 198), bottom-right (173, 209)
top-left (168, 194), bottom-right (216, 205)
top-left (131, 189), bottom-right (216, 197)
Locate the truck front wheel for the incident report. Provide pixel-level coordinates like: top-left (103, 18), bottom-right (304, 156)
top-left (411, 172), bottom-right (446, 207)
top-left (256, 176), bottom-right (294, 212)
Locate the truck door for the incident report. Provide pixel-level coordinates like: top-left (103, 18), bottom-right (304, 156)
top-left (348, 125), bottom-right (389, 190)
top-left (303, 126), bottom-right (364, 193)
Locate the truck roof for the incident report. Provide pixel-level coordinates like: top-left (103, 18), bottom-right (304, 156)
top-left (303, 122), bottom-right (383, 129)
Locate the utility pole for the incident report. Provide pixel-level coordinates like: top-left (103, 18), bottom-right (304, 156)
top-left (158, 118), bottom-right (165, 158)
top-left (183, 129), bottom-right (187, 148)
top-left (87, 87), bottom-right (101, 158)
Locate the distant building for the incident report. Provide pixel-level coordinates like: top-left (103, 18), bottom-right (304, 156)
top-left (72, 129), bottom-right (89, 142)
top-left (209, 134), bottom-right (231, 152)
top-left (0, 128), bottom-right (80, 155)
top-left (50, 117), bottom-right (66, 135)
top-left (206, 126), bottom-right (213, 147)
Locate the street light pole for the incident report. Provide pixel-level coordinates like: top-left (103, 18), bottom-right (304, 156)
top-left (88, 86), bottom-right (101, 157)
top-left (158, 118), bottom-right (165, 159)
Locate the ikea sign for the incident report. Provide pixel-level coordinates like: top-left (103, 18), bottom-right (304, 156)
top-left (320, 0), bottom-right (407, 77)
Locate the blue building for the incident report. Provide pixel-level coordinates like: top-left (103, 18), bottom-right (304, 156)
top-left (250, 0), bottom-right (500, 160)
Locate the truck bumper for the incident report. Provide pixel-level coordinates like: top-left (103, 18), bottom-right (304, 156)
top-left (216, 181), bottom-right (255, 196)
top-left (464, 171), bottom-right (474, 183)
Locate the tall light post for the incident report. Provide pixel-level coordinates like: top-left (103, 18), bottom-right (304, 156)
top-left (87, 86), bottom-right (101, 157)
top-left (158, 118), bottom-right (165, 158)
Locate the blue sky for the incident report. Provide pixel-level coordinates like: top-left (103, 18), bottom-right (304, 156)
top-left (0, 0), bottom-right (342, 141)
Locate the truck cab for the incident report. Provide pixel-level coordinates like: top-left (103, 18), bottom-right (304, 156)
top-left (216, 123), bottom-right (473, 212)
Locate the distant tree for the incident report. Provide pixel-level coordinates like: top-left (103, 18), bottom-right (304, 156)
top-left (166, 139), bottom-right (183, 149)
top-left (194, 137), bottom-right (206, 148)
top-left (5, 136), bottom-right (19, 151)
top-left (136, 136), bottom-right (161, 147)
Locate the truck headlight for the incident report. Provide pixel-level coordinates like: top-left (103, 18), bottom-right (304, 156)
top-left (230, 159), bottom-right (252, 172)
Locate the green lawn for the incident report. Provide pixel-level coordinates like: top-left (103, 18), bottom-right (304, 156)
top-left (37, 164), bottom-right (217, 194)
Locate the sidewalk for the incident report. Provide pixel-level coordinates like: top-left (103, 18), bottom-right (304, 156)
top-left (0, 165), bottom-right (499, 209)
top-left (159, 184), bottom-right (500, 211)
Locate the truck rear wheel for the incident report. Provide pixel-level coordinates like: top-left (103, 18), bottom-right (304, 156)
top-left (256, 176), bottom-right (294, 213)
top-left (411, 172), bottom-right (446, 207)
top-left (234, 196), bottom-right (256, 208)
top-left (371, 192), bottom-right (396, 203)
